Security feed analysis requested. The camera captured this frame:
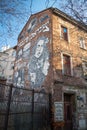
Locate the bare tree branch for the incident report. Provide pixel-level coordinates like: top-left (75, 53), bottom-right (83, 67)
top-left (0, 0), bottom-right (30, 47)
top-left (60, 0), bottom-right (87, 25)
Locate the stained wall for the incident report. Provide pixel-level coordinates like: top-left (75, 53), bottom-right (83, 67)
top-left (13, 9), bottom-right (53, 92)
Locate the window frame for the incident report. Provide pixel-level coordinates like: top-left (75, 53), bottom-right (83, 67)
top-left (61, 53), bottom-right (73, 76)
top-left (79, 37), bottom-right (86, 50)
top-left (82, 60), bottom-right (87, 79)
top-left (61, 26), bottom-right (68, 41)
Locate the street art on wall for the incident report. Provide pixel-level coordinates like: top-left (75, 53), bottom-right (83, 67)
top-left (28, 36), bottom-right (50, 88)
top-left (27, 18), bottom-right (37, 33)
top-left (17, 49), bottom-right (22, 60)
top-left (14, 13), bottom-right (50, 89)
top-left (15, 59), bottom-right (23, 70)
top-left (14, 69), bottom-right (24, 88)
top-left (18, 37), bottom-right (29, 47)
top-left (22, 42), bottom-right (31, 59)
top-left (18, 20), bottom-right (49, 47)
top-left (28, 21), bottom-right (49, 40)
top-left (0, 65), bottom-right (3, 75)
top-left (77, 92), bottom-right (86, 108)
top-left (39, 14), bottom-right (49, 23)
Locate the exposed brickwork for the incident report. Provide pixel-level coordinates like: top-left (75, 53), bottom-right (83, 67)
top-left (14, 9), bottom-right (53, 91)
top-left (52, 14), bottom-right (87, 88)
top-left (14, 7), bottom-right (87, 97)
top-left (14, 8), bottom-right (87, 129)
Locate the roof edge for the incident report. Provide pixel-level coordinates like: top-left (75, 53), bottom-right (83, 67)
top-left (18, 7), bottom-right (87, 39)
top-left (52, 8), bottom-right (87, 32)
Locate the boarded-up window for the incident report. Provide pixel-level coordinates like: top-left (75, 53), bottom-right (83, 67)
top-left (63, 54), bottom-right (71, 75)
top-left (61, 26), bottom-right (68, 41)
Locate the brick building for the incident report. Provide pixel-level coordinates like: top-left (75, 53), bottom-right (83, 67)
top-left (14, 8), bottom-right (87, 130)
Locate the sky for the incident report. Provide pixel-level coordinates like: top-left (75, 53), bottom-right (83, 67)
top-left (0, 0), bottom-right (87, 50)
top-left (0, 0), bottom-right (65, 50)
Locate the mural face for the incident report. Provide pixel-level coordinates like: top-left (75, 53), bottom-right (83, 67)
top-left (28, 37), bottom-right (50, 88)
top-left (34, 39), bottom-right (44, 58)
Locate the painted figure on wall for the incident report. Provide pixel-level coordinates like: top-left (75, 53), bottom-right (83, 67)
top-left (22, 42), bottom-right (31, 59)
top-left (14, 69), bottom-right (24, 88)
top-left (28, 36), bottom-right (50, 88)
top-left (17, 49), bottom-right (22, 60)
top-left (27, 18), bottom-right (37, 33)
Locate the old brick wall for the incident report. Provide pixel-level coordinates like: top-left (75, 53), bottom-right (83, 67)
top-left (13, 9), bottom-right (53, 92)
top-left (52, 13), bottom-right (87, 129)
top-left (52, 14), bottom-right (87, 88)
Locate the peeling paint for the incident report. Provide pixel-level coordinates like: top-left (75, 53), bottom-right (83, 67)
top-left (28, 37), bottom-right (50, 88)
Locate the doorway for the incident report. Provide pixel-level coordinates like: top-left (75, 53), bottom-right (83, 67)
top-left (64, 93), bottom-right (76, 130)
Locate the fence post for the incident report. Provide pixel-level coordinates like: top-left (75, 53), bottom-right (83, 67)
top-left (31, 89), bottom-right (34, 130)
top-left (49, 93), bottom-right (54, 130)
top-left (4, 84), bottom-right (13, 130)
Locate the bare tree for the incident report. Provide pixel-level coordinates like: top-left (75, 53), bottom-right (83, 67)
top-left (1, 0), bottom-right (87, 48)
top-left (1, 0), bottom-right (87, 36)
top-left (60, 0), bottom-right (87, 25)
top-left (0, 0), bottom-right (31, 47)
top-left (45, 0), bottom-right (87, 24)
top-left (0, 0), bottom-right (30, 27)
top-left (0, 0), bottom-right (59, 47)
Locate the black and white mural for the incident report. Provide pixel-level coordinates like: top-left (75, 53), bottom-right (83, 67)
top-left (22, 42), bottom-right (31, 59)
top-left (14, 69), bottom-right (24, 88)
top-left (14, 13), bottom-right (50, 89)
top-left (28, 36), bottom-right (50, 88)
top-left (27, 18), bottom-right (37, 33)
top-left (17, 49), bottom-right (22, 60)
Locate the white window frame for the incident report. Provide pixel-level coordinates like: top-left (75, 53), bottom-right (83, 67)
top-left (79, 37), bottom-right (86, 49)
top-left (82, 60), bottom-right (87, 76)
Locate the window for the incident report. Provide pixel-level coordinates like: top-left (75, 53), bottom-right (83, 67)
top-left (63, 54), bottom-right (71, 75)
top-left (82, 61), bottom-right (87, 79)
top-left (61, 26), bottom-right (68, 41)
top-left (79, 37), bottom-right (86, 49)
